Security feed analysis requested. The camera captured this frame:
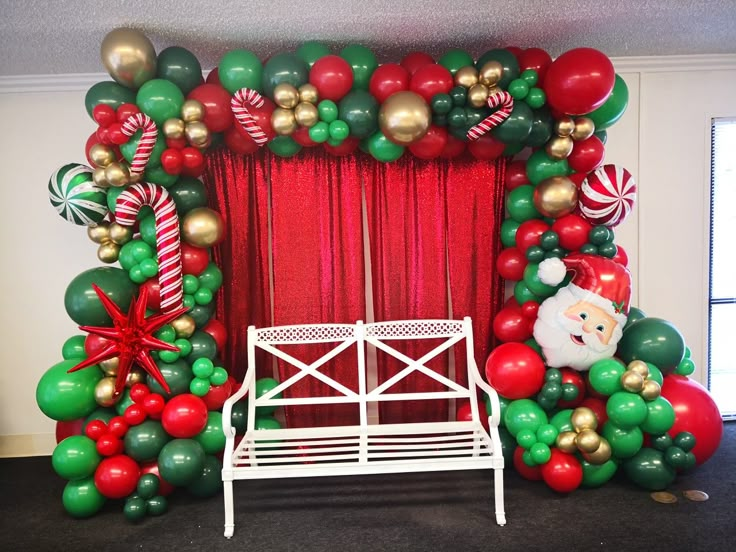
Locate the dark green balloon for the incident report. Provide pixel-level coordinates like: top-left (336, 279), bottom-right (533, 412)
top-left (624, 447), bottom-right (676, 490)
top-left (187, 330), bottom-right (218, 363)
top-left (136, 473), bottom-right (160, 500)
top-left (498, 427), bottom-right (515, 467)
top-left (158, 439), bottom-right (206, 486)
top-left (231, 401), bottom-right (248, 433)
top-left (476, 49), bottom-right (520, 89)
top-left (146, 496), bottom-right (168, 516)
top-left (64, 267), bottom-right (137, 326)
top-left (624, 307), bottom-right (647, 330)
top-left (124, 420), bottom-right (171, 462)
top-left (62, 335), bottom-right (87, 360)
top-left (194, 411), bottom-right (226, 454)
top-left (651, 433), bottom-right (674, 451)
top-left (62, 476), bottom-right (106, 518)
top-left (296, 41), bottom-right (331, 69)
top-left (169, 177), bottom-right (208, 215)
top-left (219, 49), bottom-right (263, 94)
top-left (449, 86), bottom-right (467, 107)
top-left (198, 263), bottom-right (223, 292)
top-left (602, 423), bottom-right (643, 459)
top-left (121, 130), bottom-right (166, 169)
top-left (492, 101), bottom-right (533, 144)
top-left (84, 407), bottom-right (116, 430)
top-left (526, 149), bottom-right (570, 186)
top-left (36, 359), bottom-right (102, 422)
top-left (262, 53), bottom-right (309, 98)
top-left (189, 301), bottom-right (216, 328)
top-left (147, 359), bottom-right (194, 397)
top-left (366, 131), bottom-right (404, 162)
top-left (594, 130), bottom-right (608, 144)
top-left (338, 90), bottom-right (379, 138)
top-left (673, 431), bottom-right (696, 453)
top-left (439, 49), bottom-right (474, 74)
top-left (617, 317), bottom-right (686, 374)
top-left (500, 219), bottom-right (520, 248)
top-left (156, 46), bottom-right (203, 95)
top-left (124, 496), bottom-right (147, 522)
top-left (136, 78), bottom-right (185, 125)
top-left (525, 107), bottom-right (553, 148)
top-left (506, 185), bottom-right (541, 222)
top-left (526, 246), bottom-right (545, 263)
top-left (340, 45), bottom-right (378, 90)
top-left (84, 81), bottom-right (136, 119)
top-left (268, 136), bottom-right (303, 157)
top-left (186, 455), bottom-right (223, 498)
top-left (431, 94), bottom-right (453, 115)
top-left (115, 389), bottom-right (135, 416)
top-left (586, 74), bottom-right (629, 130)
top-left (581, 459), bottom-right (618, 488)
top-left (464, 107), bottom-right (487, 130)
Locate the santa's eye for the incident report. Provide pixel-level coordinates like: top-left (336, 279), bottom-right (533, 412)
top-left (596, 324), bottom-right (605, 332)
top-left (579, 312), bottom-right (588, 320)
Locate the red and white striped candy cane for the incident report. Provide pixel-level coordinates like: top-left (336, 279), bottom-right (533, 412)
top-left (231, 88), bottom-right (268, 146)
top-left (120, 113), bottom-right (158, 176)
top-left (467, 91), bottom-right (515, 141)
top-left (115, 183), bottom-right (183, 313)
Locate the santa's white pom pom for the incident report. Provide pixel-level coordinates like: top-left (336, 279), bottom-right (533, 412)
top-left (538, 257), bottom-right (567, 286)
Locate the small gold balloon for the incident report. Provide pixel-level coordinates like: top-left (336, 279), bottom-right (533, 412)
top-left (273, 83), bottom-right (300, 109)
top-left (571, 407), bottom-right (598, 432)
top-left (478, 61), bottom-right (504, 87)
top-left (533, 176), bottom-right (579, 218)
top-left (641, 379), bottom-right (662, 400)
top-left (271, 108), bottom-right (298, 136)
top-left (163, 118), bottom-right (186, 139)
top-left (582, 437), bottom-right (612, 465)
top-left (627, 360), bottom-right (650, 379)
top-left (621, 370), bottom-right (645, 393)
top-left (105, 162), bottom-right (130, 187)
top-left (108, 222), bottom-right (133, 245)
top-left (378, 91), bottom-right (431, 145)
top-left (298, 83), bottom-right (319, 104)
top-left (126, 369), bottom-right (145, 387)
top-left (87, 222), bottom-right (111, 244)
top-left (185, 121), bottom-right (211, 148)
top-left (556, 431), bottom-right (578, 453)
top-left (554, 116), bottom-right (576, 137)
top-left (487, 86), bottom-right (501, 98)
top-left (99, 357), bottom-right (120, 376)
top-left (171, 314), bottom-right (196, 338)
top-left (572, 117), bottom-right (596, 141)
top-left (545, 135), bottom-right (574, 159)
top-left (294, 102), bottom-right (319, 128)
top-left (182, 207), bottom-right (225, 248)
top-left (129, 171), bottom-right (143, 184)
top-left (89, 144), bottom-right (117, 168)
top-left (98, 242), bottom-right (121, 264)
top-left (181, 99), bottom-right (205, 123)
top-left (575, 428), bottom-right (602, 453)
top-left (100, 28), bottom-right (157, 88)
top-left (95, 377), bottom-right (120, 407)
top-left (92, 166), bottom-right (110, 188)
top-left (454, 66), bottom-right (479, 88)
top-left (467, 83), bottom-right (490, 108)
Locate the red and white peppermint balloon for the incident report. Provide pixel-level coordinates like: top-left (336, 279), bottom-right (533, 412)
top-left (579, 164), bottom-right (636, 227)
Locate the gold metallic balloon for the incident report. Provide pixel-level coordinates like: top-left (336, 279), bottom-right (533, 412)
top-left (105, 162), bottom-right (131, 187)
top-left (571, 407), bottom-right (598, 432)
top-left (271, 108), bottom-right (298, 136)
top-left (181, 99), bottom-right (205, 123)
top-left (126, 369), bottom-right (145, 386)
top-left (572, 117), bottom-right (596, 141)
top-left (100, 27), bottom-right (157, 89)
top-left (467, 83), bottom-right (490, 108)
top-left (98, 242), bottom-right (121, 264)
top-left (274, 83), bottom-right (300, 109)
top-left (87, 222), bottom-right (111, 244)
top-left (582, 437), bottom-right (612, 465)
top-left (554, 116), bottom-right (576, 137)
top-left (479, 61), bottom-right (504, 87)
top-left (172, 314), bottom-right (196, 338)
top-left (108, 222), bottom-right (133, 245)
top-left (621, 370), bottom-right (645, 393)
top-left (99, 357), bottom-right (120, 377)
top-left (298, 83), bottom-right (319, 104)
top-left (378, 91), bottom-right (431, 145)
top-left (163, 118), bottom-right (186, 139)
top-left (182, 207), bottom-right (225, 248)
top-left (556, 431), bottom-right (578, 453)
top-left (89, 144), bottom-right (117, 168)
top-left (641, 379), bottom-right (662, 400)
top-left (487, 86), bottom-right (501, 98)
top-left (627, 360), bottom-right (650, 379)
top-left (545, 135), bottom-right (574, 159)
top-left (294, 102), bottom-right (319, 128)
top-left (92, 166), bottom-right (110, 188)
top-left (129, 171), bottom-right (143, 184)
top-left (95, 377), bottom-right (120, 407)
top-left (454, 66), bottom-right (479, 88)
top-left (575, 428), bottom-right (602, 453)
top-left (185, 121), bottom-right (211, 148)
top-left (533, 176), bottom-right (579, 218)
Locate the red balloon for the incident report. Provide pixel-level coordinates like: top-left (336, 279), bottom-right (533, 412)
top-left (456, 401), bottom-right (473, 422)
top-left (130, 383), bottom-right (151, 403)
top-left (324, 137), bottom-right (360, 156)
top-left (504, 160), bottom-right (530, 190)
top-left (188, 83), bottom-right (234, 132)
top-left (551, 214), bottom-right (592, 252)
top-left (166, 136), bottom-right (188, 150)
top-left (408, 125), bottom-right (448, 160)
top-left (203, 318), bottom-right (228, 352)
top-left (291, 126), bottom-right (319, 147)
top-left (585, 372), bottom-right (608, 401)
top-left (107, 416), bottom-right (129, 438)
top-left (513, 446), bottom-right (543, 480)
top-left (93, 104), bottom-right (116, 127)
top-left (567, 171), bottom-right (588, 189)
top-left (485, 342), bottom-right (545, 399)
top-left (496, 247), bottom-right (527, 281)
top-left (94, 454), bottom-right (140, 498)
top-left (661, 375), bottom-right (723, 465)
top-left (224, 125), bottom-right (260, 155)
top-left (544, 48), bottom-right (615, 115)
top-left (140, 461), bottom-right (175, 496)
top-left (160, 148), bottom-right (183, 175)
top-left (202, 379), bottom-right (233, 411)
top-left (409, 63), bottom-right (454, 103)
top-left (85, 334), bottom-right (112, 357)
top-left (467, 133), bottom-right (506, 161)
top-left (493, 305), bottom-right (533, 343)
top-left (124, 404), bottom-right (147, 426)
top-left (517, 48), bottom-right (553, 86)
top-left (181, 243), bottom-right (210, 276)
top-left (580, 397), bottom-right (608, 427)
top-left (540, 448), bottom-right (583, 493)
top-left (139, 278), bottom-right (161, 311)
top-left (401, 52), bottom-right (435, 76)
top-left (180, 147), bottom-right (205, 177)
top-left (612, 244), bottom-right (629, 267)
top-left (205, 67), bottom-right (220, 85)
top-left (557, 368), bottom-right (586, 408)
top-left (55, 419), bottom-right (84, 443)
top-left (96, 434), bottom-right (123, 457)
top-left (309, 55), bottom-right (354, 102)
top-left (521, 301), bottom-right (539, 320)
top-left (116, 103), bottom-right (140, 123)
top-left (440, 133), bottom-right (466, 158)
top-left (85, 420), bottom-right (107, 441)
top-left (515, 219), bottom-right (550, 255)
top-left (106, 123), bottom-right (127, 145)
top-left (161, 394), bottom-right (208, 438)
top-left (567, 135), bottom-right (605, 174)
top-left (369, 63), bottom-right (410, 104)
top-left (143, 394), bottom-right (165, 419)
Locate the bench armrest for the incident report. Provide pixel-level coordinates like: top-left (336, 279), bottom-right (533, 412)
top-left (468, 357), bottom-right (502, 428)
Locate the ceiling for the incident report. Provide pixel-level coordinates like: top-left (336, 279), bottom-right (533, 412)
top-left (2, 0), bottom-right (735, 76)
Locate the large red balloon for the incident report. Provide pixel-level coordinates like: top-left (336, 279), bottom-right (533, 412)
top-left (551, 214), bottom-right (592, 252)
top-left (540, 448), bottom-right (583, 493)
top-left (468, 133), bottom-right (506, 161)
top-left (94, 454), bottom-right (140, 499)
top-left (496, 247), bottom-right (527, 281)
top-left (409, 63), bottom-right (454, 103)
top-left (369, 63), bottom-right (410, 104)
top-left (580, 397), bottom-right (608, 427)
top-left (517, 48), bottom-right (553, 86)
top-left (545, 48), bottom-right (615, 115)
top-left (187, 83), bottom-right (234, 132)
top-left (515, 219), bottom-right (550, 255)
top-left (567, 135), bottom-right (605, 174)
top-left (310, 55), bottom-right (354, 102)
top-left (408, 125), bottom-right (448, 160)
top-left (513, 446), bottom-right (543, 480)
top-left (661, 375), bottom-right (723, 465)
top-left (401, 52), bottom-right (435, 75)
top-left (485, 342), bottom-right (545, 399)
top-left (161, 394), bottom-right (209, 438)
top-left (203, 318), bottom-right (228, 352)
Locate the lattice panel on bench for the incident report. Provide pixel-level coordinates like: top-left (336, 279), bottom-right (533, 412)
top-left (255, 324), bottom-right (356, 344)
top-left (365, 320), bottom-right (465, 339)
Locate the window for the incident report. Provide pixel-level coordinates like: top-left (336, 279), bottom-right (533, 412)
top-left (708, 118), bottom-right (736, 419)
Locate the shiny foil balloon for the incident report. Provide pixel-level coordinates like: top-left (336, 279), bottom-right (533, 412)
top-left (454, 66), bottom-right (479, 88)
top-left (49, 164), bottom-right (108, 226)
top-left (171, 314), bottom-right (196, 338)
top-left (533, 176), bottom-right (579, 218)
top-left (271, 108), bottom-right (298, 136)
top-left (378, 91), bottom-right (431, 145)
top-left (274, 83), bottom-right (300, 109)
top-left (182, 207), bottom-right (225, 248)
top-left (181, 99), bottom-right (205, 123)
top-left (87, 222), bottom-right (111, 244)
top-left (100, 28), bottom-right (157, 89)
top-left (89, 144), bottom-right (116, 168)
top-left (95, 376), bottom-right (119, 407)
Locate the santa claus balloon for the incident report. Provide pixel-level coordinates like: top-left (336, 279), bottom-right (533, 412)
top-left (533, 254), bottom-right (632, 371)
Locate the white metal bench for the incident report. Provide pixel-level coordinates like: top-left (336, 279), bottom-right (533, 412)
top-left (221, 317), bottom-right (506, 538)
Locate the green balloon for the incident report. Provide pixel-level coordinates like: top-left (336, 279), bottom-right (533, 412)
top-left (647, 363), bottom-right (664, 385)
top-left (523, 263), bottom-right (558, 298)
top-left (602, 423), bottom-right (643, 459)
top-left (673, 431), bottom-right (696, 452)
top-left (62, 335), bottom-right (87, 360)
top-left (124, 420), bottom-right (171, 462)
top-left (84, 81), bottom-right (136, 119)
top-left (124, 496), bottom-right (147, 521)
top-left (338, 90), bottom-right (379, 138)
top-left (146, 495), bottom-right (168, 516)
top-left (52, 436), bottom-right (101, 480)
top-left (268, 136), bottom-right (303, 157)
top-left (187, 330), bottom-right (218, 363)
top-left (586, 74), bottom-right (629, 131)
top-left (169, 177), bottom-right (208, 215)
top-left (296, 41), bottom-right (331, 69)
top-left (640, 396), bottom-right (675, 434)
top-left (606, 391), bottom-right (648, 429)
top-left (147, 359), bottom-right (194, 397)
top-left (156, 46), bottom-right (203, 95)
top-left (536, 424), bottom-right (559, 446)
top-left (186, 455), bottom-right (223, 498)
top-left (309, 121), bottom-right (330, 143)
top-left (485, 393), bottom-right (510, 423)
top-left (500, 219), bottom-right (520, 248)
top-left (139, 214), bottom-right (157, 247)
top-left (136, 78), bottom-right (185, 125)
top-left (158, 439), bottom-right (206, 486)
top-left (526, 149), bottom-right (570, 186)
top-left (506, 185), bottom-right (541, 222)
top-left (119, 240), bottom-right (153, 270)
top-left (115, 388), bottom-right (135, 416)
top-left (136, 473), bottom-right (160, 500)
top-left (63, 476), bottom-right (106, 518)
top-left (36, 359), bottom-right (102, 421)
top-left (198, 263), bottom-right (223, 292)
top-left (595, 130), bottom-right (608, 144)
top-left (514, 280), bottom-right (541, 305)
top-left (194, 411), bottom-right (226, 454)
top-left (84, 407), bottom-right (116, 430)
top-left (255, 416), bottom-right (282, 431)
top-left (549, 409), bottom-right (574, 433)
top-left (64, 267), bottom-right (137, 326)
top-left (366, 131), bottom-right (405, 162)
top-left (581, 459), bottom-right (618, 488)
top-left (255, 378), bottom-right (283, 416)
top-left (492, 101), bottom-right (533, 144)
top-left (498, 427), bottom-right (516, 466)
top-left (438, 49), bottom-right (474, 74)
top-left (262, 53), bottom-right (309, 98)
top-left (526, 107), bottom-right (554, 148)
top-left (120, 129), bottom-right (167, 169)
top-left (231, 401), bottom-right (248, 433)
top-left (617, 318), bottom-right (686, 374)
top-left (340, 45), bottom-right (378, 90)
top-left (588, 358), bottom-right (626, 396)
top-left (529, 442), bottom-right (551, 464)
top-left (218, 49), bottom-right (263, 94)
top-left (503, 399), bottom-right (548, 437)
top-left (476, 49), bottom-right (519, 89)
top-left (144, 165), bottom-right (179, 187)
top-left (624, 447), bottom-right (676, 490)
top-left (189, 301), bottom-right (216, 328)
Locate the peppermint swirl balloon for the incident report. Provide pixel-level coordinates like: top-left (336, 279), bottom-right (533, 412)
top-left (579, 164), bottom-right (636, 227)
top-left (48, 163), bottom-right (108, 226)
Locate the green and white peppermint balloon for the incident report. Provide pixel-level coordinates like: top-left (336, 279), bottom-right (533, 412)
top-left (48, 163), bottom-right (109, 226)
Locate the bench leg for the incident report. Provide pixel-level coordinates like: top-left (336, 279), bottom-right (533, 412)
top-left (493, 467), bottom-right (506, 526)
top-left (223, 479), bottom-right (235, 538)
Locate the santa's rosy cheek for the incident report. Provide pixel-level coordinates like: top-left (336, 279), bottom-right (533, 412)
top-left (565, 312), bottom-right (583, 322)
top-left (595, 331), bottom-right (609, 345)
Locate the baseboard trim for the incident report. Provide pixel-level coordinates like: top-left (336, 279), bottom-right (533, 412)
top-left (0, 433), bottom-right (55, 457)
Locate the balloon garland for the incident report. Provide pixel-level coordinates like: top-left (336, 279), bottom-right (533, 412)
top-left (39, 27), bottom-right (723, 522)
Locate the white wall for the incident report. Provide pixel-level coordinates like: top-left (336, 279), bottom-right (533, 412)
top-left (1, 56), bottom-right (734, 456)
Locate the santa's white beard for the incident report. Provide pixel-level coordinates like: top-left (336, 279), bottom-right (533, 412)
top-left (533, 287), bottom-right (620, 371)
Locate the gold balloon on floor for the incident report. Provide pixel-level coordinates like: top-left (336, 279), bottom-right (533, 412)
top-left (182, 207), bottom-right (225, 247)
top-left (100, 28), bottom-right (157, 89)
top-left (533, 176), bottom-right (579, 218)
top-left (378, 91), bottom-right (431, 145)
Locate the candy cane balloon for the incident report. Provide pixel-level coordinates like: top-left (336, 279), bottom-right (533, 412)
top-left (120, 113), bottom-right (158, 176)
top-left (231, 88), bottom-right (268, 146)
top-left (467, 91), bottom-right (515, 141)
top-left (115, 183), bottom-right (183, 313)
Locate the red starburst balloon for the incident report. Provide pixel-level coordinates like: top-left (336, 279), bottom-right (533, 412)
top-left (67, 284), bottom-right (188, 396)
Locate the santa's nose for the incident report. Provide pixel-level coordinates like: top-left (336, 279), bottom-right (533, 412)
top-left (582, 319), bottom-right (598, 334)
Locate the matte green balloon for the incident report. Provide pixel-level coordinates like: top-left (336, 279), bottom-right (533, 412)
top-left (64, 267), bottom-right (137, 326)
top-left (595, 129), bottom-right (608, 144)
top-left (492, 101), bottom-right (533, 144)
top-left (526, 107), bottom-right (554, 148)
top-left (506, 185), bottom-right (541, 222)
top-left (156, 46), bottom-right (203, 95)
top-left (169, 177), bottom-right (208, 215)
top-left (602, 423), bottom-right (643, 459)
top-left (640, 396), bottom-right (676, 434)
top-left (586, 74), bottom-right (629, 131)
top-left (198, 263), bottom-right (223, 292)
top-left (187, 330), bottom-right (218, 363)
top-left (138, 214), bottom-right (157, 247)
top-left (338, 90), bottom-right (379, 138)
top-left (588, 358), bottom-right (626, 396)
top-left (500, 219), bottom-right (520, 248)
top-left (84, 81), bottom-right (137, 119)
top-left (268, 136), bottom-right (303, 158)
top-left (623, 447), bottom-right (676, 490)
top-left (523, 263), bottom-right (558, 298)
top-left (340, 44), bottom-right (378, 90)
top-left (476, 49), bottom-right (520, 89)
top-left (124, 420), bottom-right (171, 462)
top-left (136, 78), bottom-right (185, 125)
top-left (581, 459), bottom-right (618, 488)
top-left (63, 476), bottom-right (106, 518)
top-left (366, 131), bottom-right (405, 162)
top-left (158, 439), bottom-right (206, 486)
top-left (606, 391), bottom-right (648, 429)
top-left (514, 280), bottom-right (541, 305)
top-left (526, 149), bottom-right (570, 186)
top-left (503, 399), bottom-right (548, 437)
top-left (262, 53), bottom-right (309, 98)
top-left (36, 359), bottom-right (102, 421)
top-left (219, 49), bottom-right (263, 94)
top-left (189, 302), bottom-right (216, 328)
top-left (255, 378), bottom-right (283, 416)
top-left (186, 455), bottom-right (223, 498)
top-left (120, 129), bottom-right (167, 169)
top-left (194, 412), bottom-right (226, 454)
top-left (118, 240), bottom-right (153, 270)
top-left (147, 359), bottom-right (194, 397)
top-left (143, 165), bottom-right (179, 187)
top-left (52, 436), bottom-right (101, 480)
top-left (62, 335), bottom-right (87, 360)
top-left (549, 409), bottom-right (574, 433)
top-left (485, 394), bottom-right (510, 423)
top-left (617, 318), bottom-right (686, 374)
top-left (254, 416), bottom-right (282, 431)
top-left (438, 49), bottom-right (474, 74)
top-left (297, 41), bottom-right (331, 69)
top-left (624, 306), bottom-right (646, 330)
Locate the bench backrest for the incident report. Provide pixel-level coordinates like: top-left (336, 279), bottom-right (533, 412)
top-left (245, 317), bottom-right (485, 430)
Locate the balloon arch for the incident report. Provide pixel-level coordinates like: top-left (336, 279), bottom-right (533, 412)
top-left (38, 28), bottom-right (723, 520)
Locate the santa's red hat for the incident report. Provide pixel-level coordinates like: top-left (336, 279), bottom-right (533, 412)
top-left (538, 253), bottom-right (632, 326)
